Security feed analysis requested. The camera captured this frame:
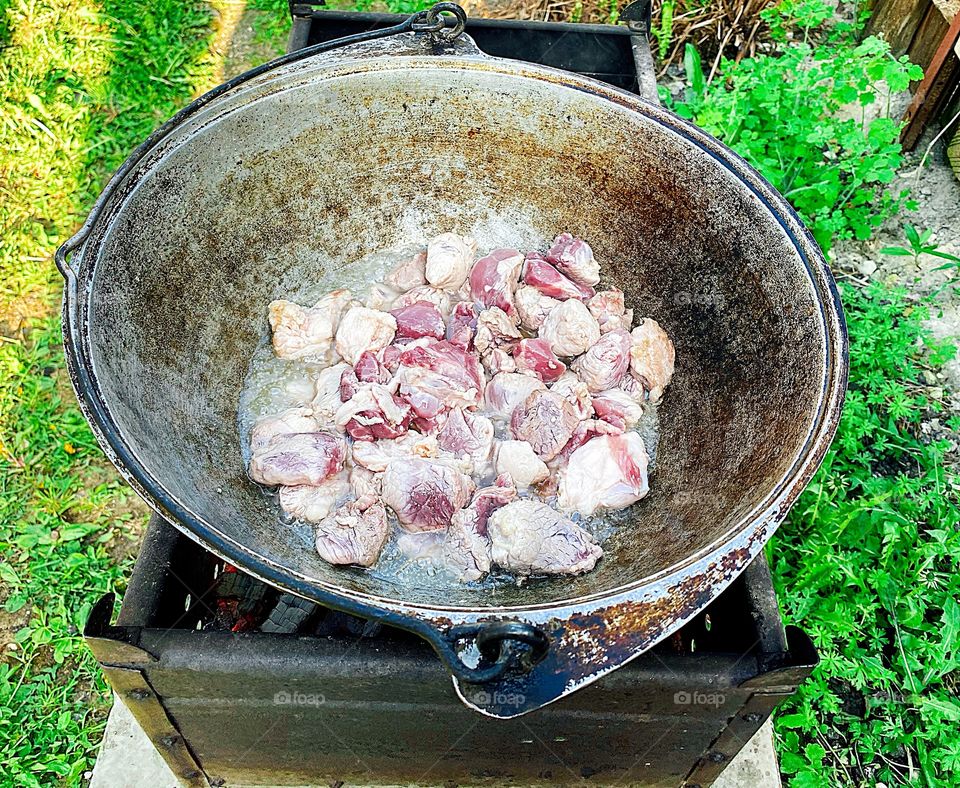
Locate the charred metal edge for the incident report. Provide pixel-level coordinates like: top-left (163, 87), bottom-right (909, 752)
top-left (102, 667), bottom-right (210, 788)
top-left (683, 627), bottom-right (818, 786)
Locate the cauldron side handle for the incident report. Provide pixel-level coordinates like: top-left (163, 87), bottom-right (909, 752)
top-left (424, 620), bottom-right (551, 685)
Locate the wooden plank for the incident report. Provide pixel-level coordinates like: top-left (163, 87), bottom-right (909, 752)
top-left (901, 8), bottom-right (960, 148)
top-left (909, 0), bottom-right (952, 69)
top-left (866, 0), bottom-right (932, 55)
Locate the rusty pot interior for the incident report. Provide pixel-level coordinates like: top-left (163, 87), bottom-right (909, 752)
top-left (79, 44), bottom-right (835, 610)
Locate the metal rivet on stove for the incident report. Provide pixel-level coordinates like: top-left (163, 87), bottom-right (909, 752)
top-left (744, 712), bottom-right (763, 723)
top-left (160, 735), bottom-right (179, 748)
top-left (127, 689), bottom-right (150, 700)
top-left (708, 751), bottom-right (726, 763)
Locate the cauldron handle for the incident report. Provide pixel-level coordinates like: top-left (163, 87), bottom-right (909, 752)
top-left (433, 621), bottom-right (550, 684)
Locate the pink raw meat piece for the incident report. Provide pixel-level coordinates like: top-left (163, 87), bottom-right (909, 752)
top-left (334, 383), bottom-right (412, 441)
top-left (248, 431), bottom-right (346, 486)
top-left (314, 498), bottom-right (390, 567)
top-left (385, 250), bottom-right (426, 292)
top-left (436, 408), bottom-right (495, 473)
top-left (515, 285), bottom-right (560, 331)
top-left (249, 408), bottom-right (319, 454)
top-left (391, 301), bottom-right (445, 341)
top-left (545, 233), bottom-right (601, 287)
top-left (396, 339), bottom-right (485, 410)
top-left (488, 500), bottom-right (602, 576)
top-left (629, 318), bottom-right (676, 403)
top-left (522, 252), bottom-right (595, 301)
top-left (381, 457), bottom-right (475, 531)
top-left (510, 389), bottom-right (580, 461)
top-left (442, 474), bottom-right (517, 581)
top-left (483, 371), bottom-right (546, 422)
top-left (468, 248), bottom-right (524, 315)
top-left (553, 418), bottom-right (624, 468)
top-left (474, 307), bottom-right (522, 357)
top-left (549, 372), bottom-right (594, 421)
top-left (592, 388), bottom-right (645, 431)
top-left (558, 432), bottom-right (650, 516)
top-left (447, 301), bottom-right (479, 350)
top-left (398, 382), bottom-right (446, 434)
top-left (279, 475), bottom-right (351, 523)
top-left (482, 347), bottom-right (517, 377)
top-left (513, 338), bottom-right (566, 383)
top-left (588, 289), bottom-right (633, 334)
top-left (572, 328), bottom-right (632, 393)
top-left (340, 351), bottom-right (392, 401)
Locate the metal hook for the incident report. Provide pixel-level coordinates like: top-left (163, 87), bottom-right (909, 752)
top-left (411, 2), bottom-right (468, 47)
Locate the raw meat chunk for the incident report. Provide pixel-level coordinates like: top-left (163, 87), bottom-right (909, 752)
top-left (315, 498), bottom-right (390, 567)
top-left (483, 372), bottom-right (546, 422)
top-left (249, 431), bottom-right (346, 486)
top-left (488, 500), bottom-right (602, 576)
top-left (549, 372), bottom-right (594, 421)
top-left (546, 233), bottom-right (601, 287)
top-left (392, 286), bottom-right (452, 319)
top-left (592, 388), bottom-right (645, 430)
top-left (334, 383), bottom-right (412, 441)
top-left (588, 288), bottom-right (633, 334)
top-left (351, 432), bottom-right (439, 472)
top-left (437, 409), bottom-right (495, 475)
top-left (522, 253), bottom-right (595, 301)
top-left (510, 389), bottom-right (580, 461)
top-left (482, 347), bottom-right (517, 377)
top-left (391, 301), bottom-right (445, 341)
top-left (364, 282), bottom-right (400, 312)
top-left (340, 351), bottom-right (392, 401)
top-left (311, 364), bottom-right (351, 423)
top-left (474, 307), bottom-right (522, 357)
top-left (539, 298), bottom-right (601, 358)
top-left (513, 338), bottom-right (566, 383)
top-left (425, 233), bottom-right (477, 291)
top-left (447, 301), bottom-right (478, 349)
top-left (396, 340), bottom-right (485, 410)
top-left (385, 250), bottom-right (427, 292)
top-left (382, 458), bottom-right (475, 531)
top-left (515, 284), bottom-right (560, 331)
top-left (250, 408), bottom-right (320, 454)
top-left (629, 318), bottom-right (676, 402)
top-left (349, 466), bottom-right (381, 501)
top-left (334, 306), bottom-right (397, 365)
top-left (495, 440), bottom-right (549, 488)
top-left (279, 476), bottom-right (351, 522)
top-left (443, 475), bottom-right (517, 581)
top-left (558, 432), bottom-right (649, 516)
top-left (468, 248), bottom-right (524, 315)
top-left (572, 328), bottom-right (632, 393)
top-left (268, 289), bottom-right (352, 363)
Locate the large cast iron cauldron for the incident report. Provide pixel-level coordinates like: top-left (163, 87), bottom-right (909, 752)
top-left (58, 7), bottom-right (846, 718)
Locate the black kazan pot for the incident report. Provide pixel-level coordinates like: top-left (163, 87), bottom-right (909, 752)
top-left (59, 5), bottom-right (846, 718)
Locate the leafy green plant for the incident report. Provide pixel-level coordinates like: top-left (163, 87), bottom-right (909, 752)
top-left (653, 0), bottom-right (676, 59)
top-left (666, 0), bottom-right (922, 252)
top-left (770, 283), bottom-right (960, 785)
top-left (882, 224), bottom-right (960, 272)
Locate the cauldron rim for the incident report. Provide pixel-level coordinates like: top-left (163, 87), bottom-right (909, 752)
top-left (60, 37), bottom-right (847, 714)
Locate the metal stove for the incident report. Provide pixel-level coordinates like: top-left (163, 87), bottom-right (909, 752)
top-left (84, 7), bottom-right (817, 786)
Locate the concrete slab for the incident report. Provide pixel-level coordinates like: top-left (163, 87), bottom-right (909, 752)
top-left (90, 694), bottom-right (780, 787)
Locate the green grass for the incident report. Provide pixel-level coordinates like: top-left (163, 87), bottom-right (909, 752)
top-left (0, 0), bottom-right (221, 783)
top-left (769, 284), bottom-right (960, 785)
top-left (1, 0), bottom-right (959, 785)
